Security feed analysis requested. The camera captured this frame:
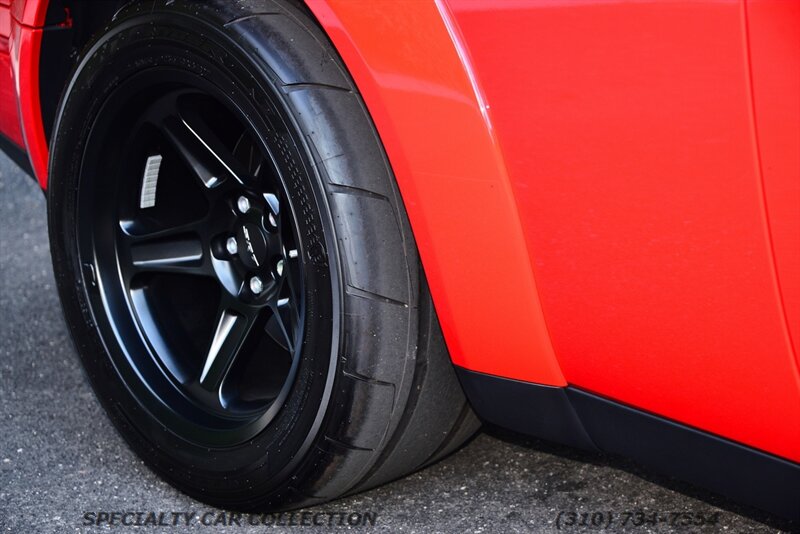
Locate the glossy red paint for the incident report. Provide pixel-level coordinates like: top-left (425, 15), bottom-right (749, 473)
top-left (747, 0), bottom-right (800, 371)
top-left (10, 20), bottom-right (46, 181)
top-left (0, 0), bottom-right (48, 181)
top-left (10, 0), bottom-right (45, 25)
top-left (0, 0), bottom-right (24, 146)
top-left (307, 0), bottom-right (799, 461)
top-left (305, 0), bottom-right (565, 386)
top-left (444, 0), bottom-right (800, 461)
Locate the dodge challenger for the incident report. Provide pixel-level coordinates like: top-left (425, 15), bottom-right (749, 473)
top-left (1, 0), bottom-right (798, 520)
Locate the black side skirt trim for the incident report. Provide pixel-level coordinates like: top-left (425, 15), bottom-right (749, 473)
top-left (456, 365), bottom-right (597, 451)
top-left (455, 366), bottom-right (800, 521)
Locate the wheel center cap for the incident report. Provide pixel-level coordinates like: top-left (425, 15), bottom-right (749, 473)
top-left (236, 223), bottom-right (268, 269)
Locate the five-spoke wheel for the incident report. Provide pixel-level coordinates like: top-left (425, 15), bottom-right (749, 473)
top-left (87, 82), bottom-right (307, 431)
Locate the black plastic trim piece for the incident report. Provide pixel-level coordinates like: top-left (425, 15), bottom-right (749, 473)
top-left (0, 133), bottom-right (35, 179)
top-left (455, 366), bottom-right (800, 521)
top-left (456, 367), bottom-right (597, 451)
top-left (566, 388), bottom-right (800, 521)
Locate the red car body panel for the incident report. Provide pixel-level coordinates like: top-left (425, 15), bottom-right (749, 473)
top-left (306, 0), bottom-right (567, 389)
top-left (1, 0), bottom-right (798, 463)
top-left (0, 0), bottom-right (47, 179)
top-left (748, 0), bottom-right (800, 365)
top-left (308, 0), bottom-right (800, 462)
top-left (0, 0), bottom-right (23, 147)
top-left (444, 0), bottom-right (800, 462)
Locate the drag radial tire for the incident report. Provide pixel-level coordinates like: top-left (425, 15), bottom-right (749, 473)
top-left (47, 0), bottom-right (478, 510)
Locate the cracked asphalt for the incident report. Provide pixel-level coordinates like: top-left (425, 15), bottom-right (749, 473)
top-left (0, 152), bottom-right (794, 533)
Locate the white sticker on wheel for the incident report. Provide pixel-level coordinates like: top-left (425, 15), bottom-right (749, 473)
top-left (139, 155), bottom-right (162, 209)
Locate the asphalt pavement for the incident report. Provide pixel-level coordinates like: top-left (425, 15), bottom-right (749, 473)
top-left (0, 152), bottom-right (794, 533)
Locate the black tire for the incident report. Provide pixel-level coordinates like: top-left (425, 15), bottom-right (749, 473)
top-left (47, 0), bottom-right (479, 510)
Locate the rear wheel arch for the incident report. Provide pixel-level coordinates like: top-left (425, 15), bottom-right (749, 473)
top-left (35, 0), bottom-right (567, 391)
top-left (46, 0), bottom-right (479, 509)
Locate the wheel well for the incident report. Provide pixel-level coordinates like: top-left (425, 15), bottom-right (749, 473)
top-left (38, 0), bottom-right (319, 144)
top-left (39, 0), bottom-right (129, 142)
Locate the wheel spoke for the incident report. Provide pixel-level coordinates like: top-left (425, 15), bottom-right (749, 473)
top-left (282, 261), bottom-right (303, 331)
top-left (266, 298), bottom-right (294, 353)
top-left (160, 99), bottom-right (253, 193)
top-left (264, 256), bottom-right (303, 357)
top-left (233, 130), bottom-right (266, 178)
top-left (161, 115), bottom-right (226, 190)
top-left (272, 190), bottom-right (302, 345)
top-left (122, 220), bottom-right (212, 278)
top-left (130, 236), bottom-right (203, 272)
top-left (199, 304), bottom-right (257, 392)
top-left (180, 105), bottom-right (250, 182)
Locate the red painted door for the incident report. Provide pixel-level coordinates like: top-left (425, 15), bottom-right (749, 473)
top-left (448, 0), bottom-right (800, 461)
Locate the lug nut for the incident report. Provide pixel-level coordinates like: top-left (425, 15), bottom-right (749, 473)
top-left (237, 196), bottom-right (251, 214)
top-left (275, 259), bottom-right (284, 277)
top-left (249, 276), bottom-right (264, 295)
top-left (226, 236), bottom-right (238, 256)
top-left (267, 212), bottom-right (278, 228)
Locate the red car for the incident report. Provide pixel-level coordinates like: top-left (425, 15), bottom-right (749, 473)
top-left (2, 0), bottom-right (798, 519)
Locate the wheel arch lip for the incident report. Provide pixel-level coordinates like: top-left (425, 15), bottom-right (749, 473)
top-left (304, 0), bottom-right (565, 385)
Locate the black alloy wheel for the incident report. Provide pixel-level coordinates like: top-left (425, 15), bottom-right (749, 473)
top-left (84, 74), bottom-right (309, 445)
top-left (47, 0), bottom-right (479, 510)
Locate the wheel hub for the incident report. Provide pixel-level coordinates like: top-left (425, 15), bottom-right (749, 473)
top-left (237, 221), bottom-right (268, 269)
top-left (209, 192), bottom-right (286, 303)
